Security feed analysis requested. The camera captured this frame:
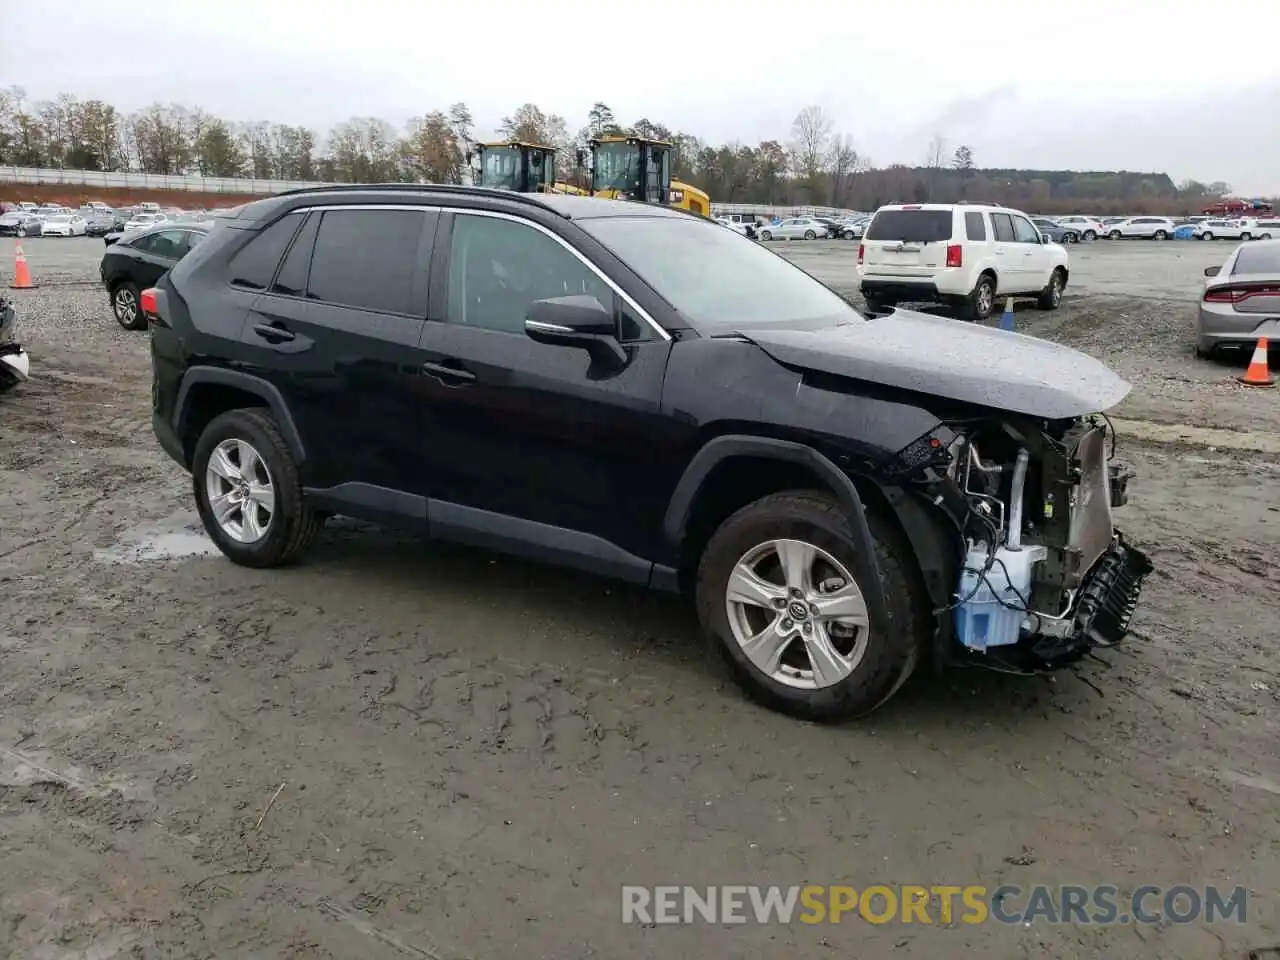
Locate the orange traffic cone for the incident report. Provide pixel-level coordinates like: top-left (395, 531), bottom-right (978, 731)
top-left (8, 239), bottom-right (35, 290)
top-left (1238, 337), bottom-right (1274, 386)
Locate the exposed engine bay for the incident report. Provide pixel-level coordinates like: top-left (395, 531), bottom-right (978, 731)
top-left (894, 413), bottom-right (1153, 671)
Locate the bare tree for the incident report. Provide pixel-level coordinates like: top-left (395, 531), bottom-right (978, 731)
top-left (791, 105), bottom-right (833, 203)
top-left (828, 134), bottom-right (866, 208)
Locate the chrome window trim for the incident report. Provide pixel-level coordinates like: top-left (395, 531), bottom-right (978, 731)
top-left (277, 203), bottom-right (671, 341)
top-left (447, 208), bottom-right (671, 342)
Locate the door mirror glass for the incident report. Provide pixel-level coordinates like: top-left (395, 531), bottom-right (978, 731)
top-left (1204, 265), bottom-right (1221, 277)
top-left (525, 295), bottom-right (626, 367)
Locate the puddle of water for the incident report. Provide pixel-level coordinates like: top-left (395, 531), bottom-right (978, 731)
top-left (94, 510), bottom-right (218, 564)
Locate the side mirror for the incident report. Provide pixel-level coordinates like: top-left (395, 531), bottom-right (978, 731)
top-left (1041, 233), bottom-right (1051, 244)
top-left (525, 295), bottom-right (626, 367)
top-left (1204, 265), bottom-right (1221, 277)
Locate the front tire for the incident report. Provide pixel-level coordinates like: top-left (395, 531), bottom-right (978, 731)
top-left (759, 230), bottom-right (772, 241)
top-left (695, 491), bottom-right (925, 722)
top-left (1109, 230), bottom-right (1122, 240)
top-left (1037, 268), bottom-right (1066, 310)
top-left (192, 408), bottom-right (321, 568)
top-left (1202, 232), bottom-right (1214, 241)
top-left (1083, 229), bottom-right (1097, 241)
top-left (1241, 232), bottom-right (1252, 241)
top-left (111, 281), bottom-right (145, 330)
top-left (1153, 230), bottom-right (1168, 240)
top-left (842, 230), bottom-right (855, 239)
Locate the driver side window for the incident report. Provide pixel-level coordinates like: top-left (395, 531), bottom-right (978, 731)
top-left (1012, 217), bottom-right (1041, 244)
top-left (446, 214), bottom-right (651, 341)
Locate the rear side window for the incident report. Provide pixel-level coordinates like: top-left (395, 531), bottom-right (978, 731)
top-left (229, 212), bottom-right (304, 290)
top-left (865, 210), bottom-right (952, 243)
top-left (964, 212), bottom-right (987, 241)
top-left (271, 213), bottom-right (320, 297)
top-left (305, 209), bottom-right (426, 314)
top-left (990, 214), bottom-right (1015, 242)
top-left (1233, 245), bottom-right (1280, 275)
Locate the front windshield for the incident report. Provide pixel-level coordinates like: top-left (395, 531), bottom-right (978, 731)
top-left (582, 215), bottom-right (860, 331)
top-left (594, 142), bottom-right (640, 194)
top-left (480, 148), bottom-right (518, 190)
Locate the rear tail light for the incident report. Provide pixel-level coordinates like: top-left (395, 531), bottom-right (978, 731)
top-left (139, 288), bottom-right (158, 316)
top-left (1203, 284), bottom-right (1280, 304)
top-left (945, 244), bottom-right (963, 268)
top-left (857, 244), bottom-right (865, 265)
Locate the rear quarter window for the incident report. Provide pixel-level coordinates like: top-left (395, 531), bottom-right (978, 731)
top-left (964, 212), bottom-right (987, 241)
top-left (865, 210), bottom-right (953, 243)
top-left (228, 212), bottom-right (305, 290)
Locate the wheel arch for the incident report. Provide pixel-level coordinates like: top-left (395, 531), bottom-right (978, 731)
top-left (664, 436), bottom-right (896, 635)
top-left (175, 368), bottom-right (305, 468)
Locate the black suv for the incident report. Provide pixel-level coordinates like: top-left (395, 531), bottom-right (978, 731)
top-left (146, 185), bottom-right (1151, 721)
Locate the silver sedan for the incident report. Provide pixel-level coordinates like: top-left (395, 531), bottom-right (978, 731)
top-left (1196, 238), bottom-right (1280, 359)
top-left (756, 217), bottom-right (830, 241)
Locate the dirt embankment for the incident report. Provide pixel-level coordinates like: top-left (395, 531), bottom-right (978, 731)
top-left (0, 183), bottom-right (261, 210)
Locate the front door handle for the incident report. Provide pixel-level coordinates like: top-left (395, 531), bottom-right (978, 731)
top-left (422, 360), bottom-right (476, 384)
top-left (253, 323), bottom-right (295, 343)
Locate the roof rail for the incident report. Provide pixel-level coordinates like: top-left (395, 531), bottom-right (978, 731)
top-left (270, 182), bottom-right (569, 216)
top-left (956, 200), bottom-right (1000, 206)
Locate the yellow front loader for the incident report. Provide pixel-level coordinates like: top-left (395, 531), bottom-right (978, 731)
top-left (472, 140), bottom-right (586, 195)
top-left (587, 135), bottom-right (710, 215)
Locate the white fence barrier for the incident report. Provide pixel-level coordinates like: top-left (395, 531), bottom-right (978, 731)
top-left (0, 165), bottom-right (335, 195)
top-left (711, 202), bottom-right (863, 220)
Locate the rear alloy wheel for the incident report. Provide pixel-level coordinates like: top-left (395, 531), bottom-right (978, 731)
top-left (1037, 268), bottom-right (1066, 310)
top-left (1202, 232), bottom-right (1214, 241)
top-left (1109, 230), bottom-right (1122, 240)
top-left (1153, 230), bottom-right (1168, 240)
top-left (842, 230), bottom-right (855, 239)
top-left (696, 491), bottom-right (924, 721)
top-left (1083, 229), bottom-right (1097, 241)
top-left (1241, 232), bottom-right (1252, 241)
top-left (964, 274), bottom-right (997, 322)
top-left (192, 408), bottom-right (321, 568)
top-left (111, 281), bottom-right (145, 331)
top-left (804, 230), bottom-right (816, 240)
top-left (759, 230), bottom-right (773, 241)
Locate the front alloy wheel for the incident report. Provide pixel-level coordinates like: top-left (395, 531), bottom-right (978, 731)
top-left (205, 438), bottom-right (275, 544)
top-left (725, 539), bottom-right (870, 689)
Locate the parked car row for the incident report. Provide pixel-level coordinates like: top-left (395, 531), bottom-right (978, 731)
top-left (0, 199), bottom-right (235, 239)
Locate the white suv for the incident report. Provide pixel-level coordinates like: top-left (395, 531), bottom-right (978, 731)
top-left (1238, 218), bottom-right (1280, 240)
top-left (856, 202), bottom-right (1070, 322)
top-left (1054, 215), bottom-right (1105, 241)
top-left (1105, 217), bottom-right (1176, 240)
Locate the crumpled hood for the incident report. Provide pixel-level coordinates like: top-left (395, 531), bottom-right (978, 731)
top-left (744, 308), bottom-right (1131, 419)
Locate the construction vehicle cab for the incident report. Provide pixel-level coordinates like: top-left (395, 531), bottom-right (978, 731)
top-left (589, 135), bottom-right (710, 216)
top-left (475, 141), bottom-right (558, 193)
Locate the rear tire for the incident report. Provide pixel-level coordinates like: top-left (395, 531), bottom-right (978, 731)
top-left (962, 273), bottom-right (997, 322)
top-left (804, 230), bottom-right (816, 240)
top-left (842, 230), bottom-right (855, 239)
top-left (1241, 232), bottom-right (1252, 241)
top-left (864, 297), bottom-right (893, 315)
top-left (1153, 230), bottom-right (1167, 240)
top-left (1083, 229), bottom-right (1097, 241)
top-left (695, 491), bottom-right (925, 722)
top-left (1109, 230), bottom-right (1122, 240)
top-left (759, 230), bottom-right (772, 241)
top-left (1037, 268), bottom-right (1066, 310)
top-left (192, 408), bottom-right (322, 568)
top-left (1202, 232), bottom-right (1214, 240)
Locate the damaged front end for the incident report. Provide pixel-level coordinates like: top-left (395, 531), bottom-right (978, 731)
top-left (892, 414), bottom-right (1153, 672)
top-left (0, 296), bottom-right (30, 393)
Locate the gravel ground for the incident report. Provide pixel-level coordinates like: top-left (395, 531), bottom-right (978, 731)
top-left (2, 236), bottom-right (1279, 960)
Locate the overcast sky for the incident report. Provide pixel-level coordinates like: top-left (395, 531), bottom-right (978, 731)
top-left (4, 0), bottom-right (1278, 193)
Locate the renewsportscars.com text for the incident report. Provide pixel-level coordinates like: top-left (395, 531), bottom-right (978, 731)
top-left (621, 884), bottom-right (1248, 926)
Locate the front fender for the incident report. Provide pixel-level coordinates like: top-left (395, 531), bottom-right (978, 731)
top-left (663, 434), bottom-right (890, 640)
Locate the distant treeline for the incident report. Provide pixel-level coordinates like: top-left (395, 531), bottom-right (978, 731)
top-left (0, 88), bottom-right (1262, 215)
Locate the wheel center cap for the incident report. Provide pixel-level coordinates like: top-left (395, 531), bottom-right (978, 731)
top-left (788, 601), bottom-right (810, 621)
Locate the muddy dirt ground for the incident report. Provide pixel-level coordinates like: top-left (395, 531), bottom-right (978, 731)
top-left (2, 237), bottom-right (1278, 960)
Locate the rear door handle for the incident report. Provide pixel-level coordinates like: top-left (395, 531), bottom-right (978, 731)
top-left (422, 360), bottom-right (476, 384)
top-left (253, 323), bottom-right (295, 343)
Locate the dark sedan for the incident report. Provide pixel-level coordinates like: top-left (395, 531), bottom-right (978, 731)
top-left (83, 210), bottom-right (118, 237)
top-left (1032, 217), bottom-right (1079, 244)
top-left (100, 222), bottom-right (211, 329)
